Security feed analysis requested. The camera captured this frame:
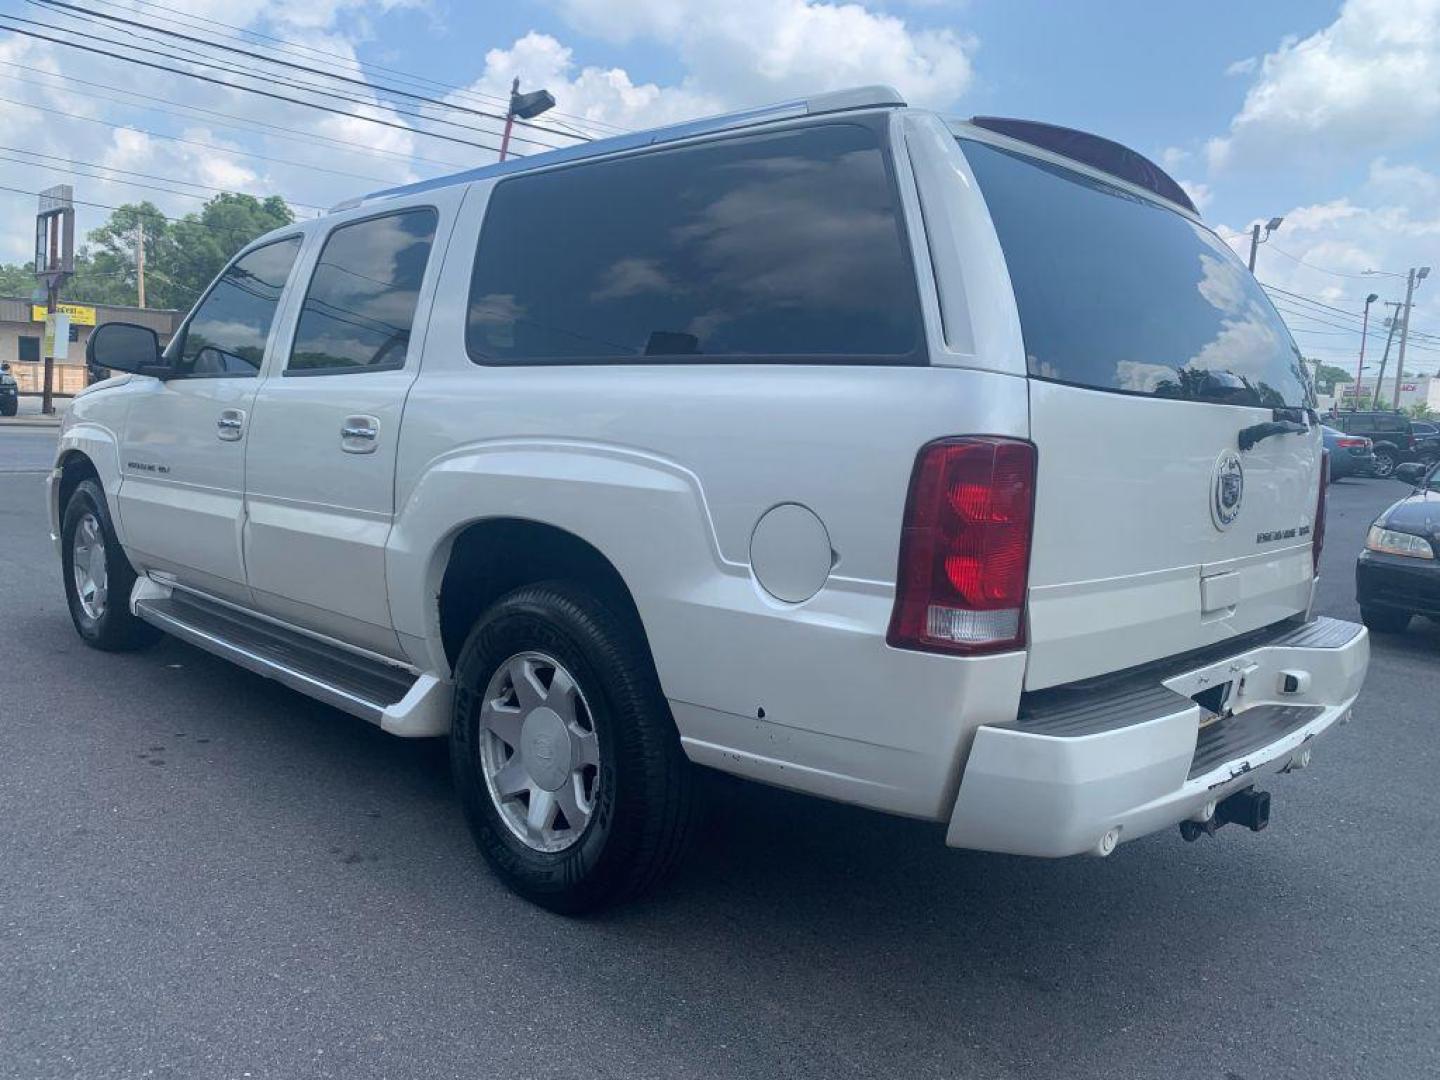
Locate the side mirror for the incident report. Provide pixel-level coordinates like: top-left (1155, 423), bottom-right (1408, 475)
top-left (1393, 462), bottom-right (1426, 485)
top-left (86, 322), bottom-right (169, 378)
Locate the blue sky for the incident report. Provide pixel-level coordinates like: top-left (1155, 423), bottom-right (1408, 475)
top-left (0, 0), bottom-right (1437, 374)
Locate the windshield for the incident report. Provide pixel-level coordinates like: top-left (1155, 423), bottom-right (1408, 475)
top-left (961, 138), bottom-right (1311, 409)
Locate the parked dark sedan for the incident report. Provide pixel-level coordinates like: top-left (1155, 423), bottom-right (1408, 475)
top-left (1322, 424), bottom-right (1375, 479)
top-left (1355, 460), bottom-right (1440, 633)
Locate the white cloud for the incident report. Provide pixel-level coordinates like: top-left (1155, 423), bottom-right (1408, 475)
top-left (1208, 0), bottom-right (1440, 171)
top-left (470, 32), bottom-right (723, 135)
top-left (551, 0), bottom-right (975, 110)
top-left (1179, 179), bottom-right (1212, 211)
top-left (1224, 56), bottom-right (1258, 77)
top-left (1159, 146), bottom-right (1190, 171)
top-left (1215, 161), bottom-right (1440, 374)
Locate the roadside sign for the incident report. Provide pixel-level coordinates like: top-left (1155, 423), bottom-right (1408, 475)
top-left (43, 312), bottom-right (71, 361)
top-left (31, 302), bottom-right (96, 326)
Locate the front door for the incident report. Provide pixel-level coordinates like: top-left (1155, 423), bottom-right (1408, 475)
top-left (117, 236), bottom-right (303, 605)
top-left (242, 205), bottom-right (443, 659)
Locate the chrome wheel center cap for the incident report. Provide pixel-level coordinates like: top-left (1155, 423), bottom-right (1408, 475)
top-left (520, 707), bottom-right (573, 791)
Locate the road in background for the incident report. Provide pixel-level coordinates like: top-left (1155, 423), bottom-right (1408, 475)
top-left (1, 435), bottom-right (1436, 1080)
top-left (0, 426), bottom-right (58, 473)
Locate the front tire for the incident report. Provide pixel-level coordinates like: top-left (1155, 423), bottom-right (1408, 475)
top-left (1361, 606), bottom-right (1411, 634)
top-left (1372, 449), bottom-right (1397, 478)
top-left (450, 582), bottom-right (696, 913)
top-left (60, 479), bottom-right (159, 652)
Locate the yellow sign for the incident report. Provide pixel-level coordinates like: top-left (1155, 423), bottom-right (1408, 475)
top-left (31, 302), bottom-right (96, 326)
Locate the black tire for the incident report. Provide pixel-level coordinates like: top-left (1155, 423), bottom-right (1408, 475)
top-left (1372, 448), bottom-right (1397, 478)
top-left (450, 581), bottom-right (696, 913)
top-left (60, 479), bottom-right (160, 652)
top-left (1361, 606), bottom-right (1411, 634)
top-left (0, 400), bottom-right (16, 418)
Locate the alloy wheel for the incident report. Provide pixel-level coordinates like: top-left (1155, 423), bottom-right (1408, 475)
top-left (71, 512), bottom-right (108, 621)
top-left (477, 651), bottom-right (601, 853)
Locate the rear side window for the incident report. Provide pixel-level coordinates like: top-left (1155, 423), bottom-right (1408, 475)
top-left (467, 122), bottom-right (922, 365)
top-left (287, 208), bottom-right (438, 375)
top-left (961, 139), bottom-right (1310, 409)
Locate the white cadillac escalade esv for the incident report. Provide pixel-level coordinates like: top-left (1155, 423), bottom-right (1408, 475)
top-left (50, 87), bottom-right (1369, 912)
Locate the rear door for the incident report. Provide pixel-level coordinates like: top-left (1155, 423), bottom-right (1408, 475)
top-left (959, 138), bottom-right (1323, 689)
top-left (242, 199), bottom-right (452, 659)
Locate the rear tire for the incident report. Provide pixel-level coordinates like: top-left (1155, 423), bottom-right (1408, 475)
top-left (1372, 449), bottom-right (1397, 478)
top-left (0, 399), bottom-right (16, 418)
top-left (450, 581), bottom-right (697, 913)
top-left (60, 479), bottom-right (160, 652)
top-left (1361, 606), bottom-right (1411, 634)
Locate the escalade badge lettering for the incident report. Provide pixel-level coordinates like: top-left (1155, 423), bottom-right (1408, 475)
top-left (1211, 450), bottom-right (1244, 530)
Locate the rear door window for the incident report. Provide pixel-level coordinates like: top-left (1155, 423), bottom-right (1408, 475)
top-left (466, 122), bottom-right (922, 365)
top-left (961, 138), bottom-right (1310, 409)
top-left (287, 208), bottom-right (438, 375)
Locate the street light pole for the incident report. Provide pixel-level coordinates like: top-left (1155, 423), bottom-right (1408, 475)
top-left (1393, 266), bottom-right (1431, 411)
top-left (497, 78), bottom-right (557, 163)
top-left (1356, 292), bottom-right (1379, 407)
top-left (1248, 216), bottom-right (1284, 273)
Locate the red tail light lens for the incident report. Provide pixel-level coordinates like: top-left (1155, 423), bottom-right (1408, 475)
top-left (888, 437), bottom-right (1037, 655)
top-left (1336, 437), bottom-right (1366, 449)
top-left (1313, 450), bottom-right (1329, 576)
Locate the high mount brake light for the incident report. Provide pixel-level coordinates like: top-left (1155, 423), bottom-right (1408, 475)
top-left (888, 437), bottom-right (1037, 655)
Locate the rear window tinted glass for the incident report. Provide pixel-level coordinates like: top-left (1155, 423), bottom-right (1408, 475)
top-left (288, 208), bottom-right (437, 374)
top-left (467, 122), bottom-right (921, 365)
top-left (961, 139), bottom-right (1310, 408)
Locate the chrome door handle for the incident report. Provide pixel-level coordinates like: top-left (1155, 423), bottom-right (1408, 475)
top-left (217, 409), bottom-right (245, 441)
top-left (341, 415), bottom-right (380, 454)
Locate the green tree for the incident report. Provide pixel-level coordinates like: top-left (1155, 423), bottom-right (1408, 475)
top-left (1312, 363), bottom-right (1355, 395)
top-left (0, 193), bottom-right (293, 311)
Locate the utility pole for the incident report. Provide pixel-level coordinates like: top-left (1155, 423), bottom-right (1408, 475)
top-left (1355, 292), bottom-right (1379, 400)
top-left (135, 221), bottom-right (146, 309)
top-left (34, 185), bottom-right (74, 416)
top-left (1371, 303), bottom-right (1403, 409)
top-left (1393, 266), bottom-right (1431, 410)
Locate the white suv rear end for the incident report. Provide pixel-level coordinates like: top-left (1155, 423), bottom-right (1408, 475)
top-left (56, 87), bottom-right (1368, 911)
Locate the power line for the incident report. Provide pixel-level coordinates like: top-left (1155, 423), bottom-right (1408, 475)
top-left (0, 62), bottom-right (472, 172)
top-left (0, 88), bottom-right (396, 186)
top-left (1262, 282), bottom-right (1370, 322)
top-left (120, 0), bottom-right (632, 137)
top-left (1265, 243), bottom-right (1394, 280)
top-left (0, 144), bottom-right (328, 211)
top-left (0, 19), bottom-right (516, 156)
top-left (26, 1), bottom-right (578, 151)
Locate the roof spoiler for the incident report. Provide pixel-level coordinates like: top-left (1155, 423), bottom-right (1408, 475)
top-left (969, 116), bottom-right (1198, 216)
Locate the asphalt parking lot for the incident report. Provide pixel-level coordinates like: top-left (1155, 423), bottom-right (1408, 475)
top-left (1, 429), bottom-right (1437, 1080)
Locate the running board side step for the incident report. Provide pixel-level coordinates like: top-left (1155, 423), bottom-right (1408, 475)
top-left (133, 588), bottom-right (450, 736)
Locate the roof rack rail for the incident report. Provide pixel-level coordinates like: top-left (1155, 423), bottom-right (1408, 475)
top-left (968, 116), bottom-right (1198, 215)
top-left (336, 85), bottom-right (906, 212)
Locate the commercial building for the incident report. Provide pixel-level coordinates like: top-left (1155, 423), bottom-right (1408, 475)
top-left (0, 297), bottom-right (180, 396)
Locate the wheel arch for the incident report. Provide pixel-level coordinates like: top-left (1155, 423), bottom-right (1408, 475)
top-left (435, 517), bottom-right (653, 676)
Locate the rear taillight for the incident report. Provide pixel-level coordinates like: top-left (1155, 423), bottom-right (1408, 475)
top-left (1313, 451), bottom-right (1329, 576)
top-left (1336, 437), bottom-right (1366, 449)
top-left (888, 437), bottom-right (1037, 655)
